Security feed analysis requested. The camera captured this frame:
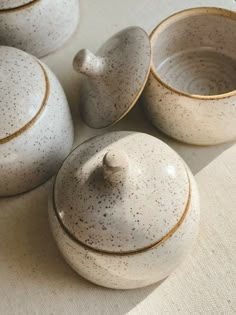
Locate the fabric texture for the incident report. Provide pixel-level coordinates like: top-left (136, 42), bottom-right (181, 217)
top-left (0, 0), bottom-right (235, 314)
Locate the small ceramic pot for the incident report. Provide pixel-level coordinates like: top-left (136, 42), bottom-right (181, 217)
top-left (74, 9), bottom-right (236, 145)
top-left (0, 46), bottom-right (74, 196)
top-left (143, 7), bottom-right (236, 145)
top-left (49, 132), bottom-right (200, 289)
top-left (0, 0), bottom-right (79, 57)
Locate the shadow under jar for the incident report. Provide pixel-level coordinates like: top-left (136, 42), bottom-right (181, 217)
top-left (143, 7), bottom-right (236, 145)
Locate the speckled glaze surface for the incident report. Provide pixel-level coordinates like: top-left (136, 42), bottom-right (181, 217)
top-left (0, 46), bottom-right (74, 197)
top-left (0, 0), bottom-right (34, 10)
top-left (73, 27), bottom-right (151, 128)
top-left (49, 132), bottom-right (200, 289)
top-left (0, 0), bottom-right (79, 58)
top-left (0, 46), bottom-right (45, 139)
top-left (143, 8), bottom-right (236, 145)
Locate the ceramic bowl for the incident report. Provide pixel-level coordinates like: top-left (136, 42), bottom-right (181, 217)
top-left (0, 46), bottom-right (74, 197)
top-left (0, 0), bottom-right (79, 57)
top-left (143, 7), bottom-right (236, 145)
top-left (49, 132), bottom-right (200, 289)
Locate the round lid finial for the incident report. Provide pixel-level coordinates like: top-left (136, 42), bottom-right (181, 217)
top-left (103, 150), bottom-right (129, 185)
top-left (73, 49), bottom-right (104, 77)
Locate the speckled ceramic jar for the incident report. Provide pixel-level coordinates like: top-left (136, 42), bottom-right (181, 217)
top-left (0, 46), bottom-right (74, 197)
top-left (49, 132), bottom-right (200, 289)
top-left (0, 0), bottom-right (79, 57)
top-left (143, 7), bottom-right (236, 145)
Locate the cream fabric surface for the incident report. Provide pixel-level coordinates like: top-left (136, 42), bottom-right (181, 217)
top-left (0, 0), bottom-right (236, 314)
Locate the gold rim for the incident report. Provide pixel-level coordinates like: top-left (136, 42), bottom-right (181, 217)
top-left (0, 61), bottom-right (49, 144)
top-left (0, 0), bottom-right (40, 13)
top-left (52, 156), bottom-right (191, 256)
top-left (150, 7), bottom-right (236, 100)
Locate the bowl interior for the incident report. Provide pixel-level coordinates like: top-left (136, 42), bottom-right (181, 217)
top-left (151, 8), bottom-right (236, 97)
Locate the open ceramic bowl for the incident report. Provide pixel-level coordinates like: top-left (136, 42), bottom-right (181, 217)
top-left (143, 7), bottom-right (236, 145)
top-left (0, 0), bottom-right (79, 57)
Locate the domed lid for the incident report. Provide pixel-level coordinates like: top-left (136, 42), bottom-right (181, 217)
top-left (53, 132), bottom-right (190, 254)
top-left (0, 0), bottom-right (35, 10)
top-left (0, 46), bottom-right (47, 143)
top-left (73, 27), bottom-right (151, 128)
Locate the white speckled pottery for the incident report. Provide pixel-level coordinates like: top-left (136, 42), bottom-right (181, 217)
top-left (0, 46), bottom-right (74, 197)
top-left (73, 27), bottom-right (151, 128)
top-left (49, 132), bottom-right (200, 289)
top-left (0, 0), bottom-right (79, 57)
top-left (143, 7), bottom-right (236, 145)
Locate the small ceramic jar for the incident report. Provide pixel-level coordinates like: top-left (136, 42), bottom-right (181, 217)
top-left (143, 7), bottom-right (236, 145)
top-left (49, 132), bottom-right (200, 289)
top-left (0, 0), bottom-right (79, 57)
top-left (0, 46), bottom-right (74, 196)
top-left (74, 8), bottom-right (236, 145)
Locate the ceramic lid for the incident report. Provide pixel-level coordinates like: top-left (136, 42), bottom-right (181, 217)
top-left (73, 27), bottom-right (151, 128)
top-left (0, 0), bottom-right (34, 10)
top-left (53, 132), bottom-right (190, 254)
top-left (0, 46), bottom-right (47, 142)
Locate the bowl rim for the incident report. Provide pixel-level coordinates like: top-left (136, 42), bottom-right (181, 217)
top-left (150, 7), bottom-right (236, 100)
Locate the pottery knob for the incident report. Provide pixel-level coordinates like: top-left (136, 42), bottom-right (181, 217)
top-left (103, 150), bottom-right (129, 185)
top-left (73, 49), bottom-right (105, 76)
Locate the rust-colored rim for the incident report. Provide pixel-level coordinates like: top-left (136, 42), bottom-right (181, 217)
top-left (0, 61), bottom-right (49, 144)
top-left (52, 152), bottom-right (191, 256)
top-left (0, 0), bottom-right (40, 13)
top-left (150, 7), bottom-right (236, 100)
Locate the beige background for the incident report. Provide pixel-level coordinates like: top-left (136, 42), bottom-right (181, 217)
top-left (0, 0), bottom-right (236, 314)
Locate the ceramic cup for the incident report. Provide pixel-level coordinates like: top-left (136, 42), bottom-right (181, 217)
top-left (143, 7), bottom-right (236, 145)
top-left (0, 0), bottom-right (79, 58)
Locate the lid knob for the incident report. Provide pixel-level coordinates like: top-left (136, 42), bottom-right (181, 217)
top-left (73, 49), bottom-right (105, 77)
top-left (103, 150), bottom-right (129, 185)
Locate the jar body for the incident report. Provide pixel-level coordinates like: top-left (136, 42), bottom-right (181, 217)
top-left (0, 0), bottom-right (79, 57)
top-left (143, 71), bottom-right (236, 146)
top-left (49, 167), bottom-right (200, 289)
top-left (0, 62), bottom-right (74, 197)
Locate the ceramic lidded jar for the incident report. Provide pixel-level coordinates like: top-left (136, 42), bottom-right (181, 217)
top-left (0, 46), bottom-right (74, 196)
top-left (0, 0), bottom-right (79, 57)
top-left (49, 131), bottom-right (200, 289)
top-left (74, 14), bottom-right (236, 145)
